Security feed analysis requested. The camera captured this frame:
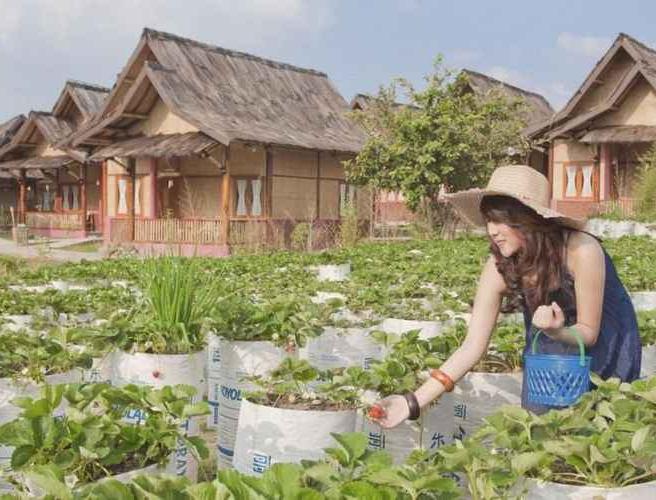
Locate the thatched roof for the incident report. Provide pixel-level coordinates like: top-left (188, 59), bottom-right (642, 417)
top-left (52, 80), bottom-right (110, 122)
top-left (0, 155), bottom-right (74, 171)
top-left (90, 132), bottom-right (216, 160)
top-left (349, 93), bottom-right (419, 111)
top-left (580, 125), bottom-right (656, 143)
top-left (529, 33), bottom-right (656, 142)
top-left (0, 115), bottom-right (26, 148)
top-left (72, 28), bottom-right (365, 153)
top-left (461, 69), bottom-right (554, 127)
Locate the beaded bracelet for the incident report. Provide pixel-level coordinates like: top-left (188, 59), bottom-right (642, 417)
top-left (430, 369), bottom-right (455, 392)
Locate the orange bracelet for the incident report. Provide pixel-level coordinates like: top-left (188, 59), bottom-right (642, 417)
top-left (430, 369), bottom-right (455, 392)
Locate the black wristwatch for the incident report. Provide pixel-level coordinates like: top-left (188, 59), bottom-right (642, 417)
top-left (404, 392), bottom-right (421, 420)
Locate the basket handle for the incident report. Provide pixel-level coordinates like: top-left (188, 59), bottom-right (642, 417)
top-left (530, 326), bottom-right (586, 367)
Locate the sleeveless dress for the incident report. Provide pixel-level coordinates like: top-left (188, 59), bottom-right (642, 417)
top-left (520, 231), bottom-right (642, 414)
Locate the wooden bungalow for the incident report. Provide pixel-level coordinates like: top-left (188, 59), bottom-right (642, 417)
top-left (0, 81), bottom-right (109, 237)
top-left (67, 28), bottom-right (368, 256)
top-left (528, 33), bottom-right (656, 218)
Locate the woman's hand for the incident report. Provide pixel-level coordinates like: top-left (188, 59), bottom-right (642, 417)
top-left (532, 301), bottom-right (565, 336)
top-left (369, 395), bottom-right (410, 429)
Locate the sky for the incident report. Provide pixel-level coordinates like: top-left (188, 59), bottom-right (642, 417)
top-left (1, 0), bottom-right (655, 123)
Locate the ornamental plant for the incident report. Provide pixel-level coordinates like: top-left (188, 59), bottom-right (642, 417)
top-left (0, 383), bottom-right (209, 491)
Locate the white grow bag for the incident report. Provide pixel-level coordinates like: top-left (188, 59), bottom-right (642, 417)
top-left (317, 263), bottom-right (351, 282)
top-left (359, 394), bottom-right (455, 464)
top-left (233, 398), bottom-right (357, 476)
top-left (451, 372), bottom-right (523, 441)
top-left (206, 333), bottom-right (223, 428)
top-left (516, 477), bottom-right (656, 499)
top-left (300, 327), bottom-right (385, 370)
top-left (0, 370), bottom-right (83, 490)
top-left (641, 344), bottom-right (656, 378)
top-left (631, 291), bottom-right (656, 311)
top-left (83, 352), bottom-right (115, 384)
top-left (216, 341), bottom-right (290, 469)
top-left (112, 351), bottom-right (205, 479)
top-left (378, 318), bottom-right (443, 340)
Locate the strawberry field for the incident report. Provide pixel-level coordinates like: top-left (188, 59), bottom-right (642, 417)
top-left (0, 236), bottom-right (655, 498)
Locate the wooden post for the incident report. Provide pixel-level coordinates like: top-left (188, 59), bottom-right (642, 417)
top-left (98, 161), bottom-right (105, 234)
top-left (315, 152), bottom-right (320, 220)
top-left (18, 170), bottom-right (27, 224)
top-left (128, 158), bottom-right (136, 242)
top-left (547, 142), bottom-right (554, 207)
top-left (55, 169), bottom-right (62, 213)
top-left (149, 158), bottom-right (158, 218)
top-left (265, 147), bottom-right (274, 245)
top-left (220, 147), bottom-right (231, 245)
top-left (80, 163), bottom-right (88, 233)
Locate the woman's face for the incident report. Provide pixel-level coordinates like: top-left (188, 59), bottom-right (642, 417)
top-left (487, 221), bottom-right (524, 257)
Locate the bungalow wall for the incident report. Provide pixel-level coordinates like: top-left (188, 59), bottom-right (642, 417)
top-left (572, 49), bottom-right (634, 116)
top-left (0, 181), bottom-right (16, 219)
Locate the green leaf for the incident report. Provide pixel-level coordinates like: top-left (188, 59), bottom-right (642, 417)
top-left (511, 451), bottom-right (547, 475)
top-left (11, 445), bottom-right (36, 469)
top-left (23, 465), bottom-right (73, 500)
top-left (631, 426), bottom-right (650, 452)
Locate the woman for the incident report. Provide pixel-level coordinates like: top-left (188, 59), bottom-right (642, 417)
top-left (373, 165), bottom-right (641, 427)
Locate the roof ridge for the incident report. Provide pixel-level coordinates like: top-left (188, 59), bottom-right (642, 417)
top-left (66, 80), bottom-right (111, 93)
top-left (142, 27), bottom-right (328, 78)
top-left (461, 69), bottom-right (553, 107)
top-left (619, 32), bottom-right (656, 56)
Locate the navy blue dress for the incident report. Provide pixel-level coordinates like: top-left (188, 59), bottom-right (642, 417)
top-left (520, 232), bottom-right (642, 413)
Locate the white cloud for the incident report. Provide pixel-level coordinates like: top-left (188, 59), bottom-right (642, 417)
top-left (556, 32), bottom-right (611, 58)
top-left (0, 0), bottom-right (336, 118)
top-left (0, 0), bottom-right (335, 51)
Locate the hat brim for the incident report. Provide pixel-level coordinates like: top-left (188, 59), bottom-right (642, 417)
top-left (441, 188), bottom-right (587, 231)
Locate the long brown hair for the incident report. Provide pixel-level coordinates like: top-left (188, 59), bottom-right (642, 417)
top-left (480, 195), bottom-right (572, 313)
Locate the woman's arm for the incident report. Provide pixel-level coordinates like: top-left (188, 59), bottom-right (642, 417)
top-left (537, 233), bottom-right (605, 347)
top-left (375, 255), bottom-right (505, 428)
top-left (415, 255), bottom-right (506, 406)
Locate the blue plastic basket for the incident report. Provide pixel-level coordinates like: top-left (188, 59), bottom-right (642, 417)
top-left (524, 328), bottom-right (591, 408)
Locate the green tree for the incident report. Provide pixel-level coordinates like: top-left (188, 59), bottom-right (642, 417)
top-left (345, 59), bottom-right (530, 228)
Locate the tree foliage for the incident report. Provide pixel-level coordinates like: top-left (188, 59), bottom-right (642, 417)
top-left (345, 59), bottom-right (531, 215)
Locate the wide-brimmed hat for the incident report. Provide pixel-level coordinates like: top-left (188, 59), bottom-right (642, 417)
top-left (440, 165), bottom-right (587, 230)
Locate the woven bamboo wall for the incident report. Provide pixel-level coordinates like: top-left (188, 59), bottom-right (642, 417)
top-left (272, 176), bottom-right (316, 219)
top-left (176, 176), bottom-right (221, 218)
top-left (596, 78), bottom-right (656, 126)
top-left (319, 179), bottom-right (339, 219)
top-left (230, 144), bottom-right (265, 176)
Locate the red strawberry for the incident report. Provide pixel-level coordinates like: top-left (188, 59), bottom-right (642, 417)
top-left (368, 404), bottom-right (386, 420)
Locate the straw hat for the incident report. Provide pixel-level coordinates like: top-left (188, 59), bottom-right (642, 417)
top-left (440, 165), bottom-right (586, 230)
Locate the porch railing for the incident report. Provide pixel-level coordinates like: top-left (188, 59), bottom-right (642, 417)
top-left (228, 219), bottom-right (269, 246)
top-left (25, 212), bottom-right (85, 230)
top-left (109, 218), bottom-right (224, 245)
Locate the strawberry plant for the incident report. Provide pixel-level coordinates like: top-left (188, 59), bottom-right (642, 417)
top-left (0, 331), bottom-right (91, 383)
top-left (10, 433), bottom-right (460, 499)
top-left (246, 358), bottom-right (364, 410)
top-left (0, 383), bottom-right (209, 490)
top-left (436, 374), bottom-right (656, 498)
